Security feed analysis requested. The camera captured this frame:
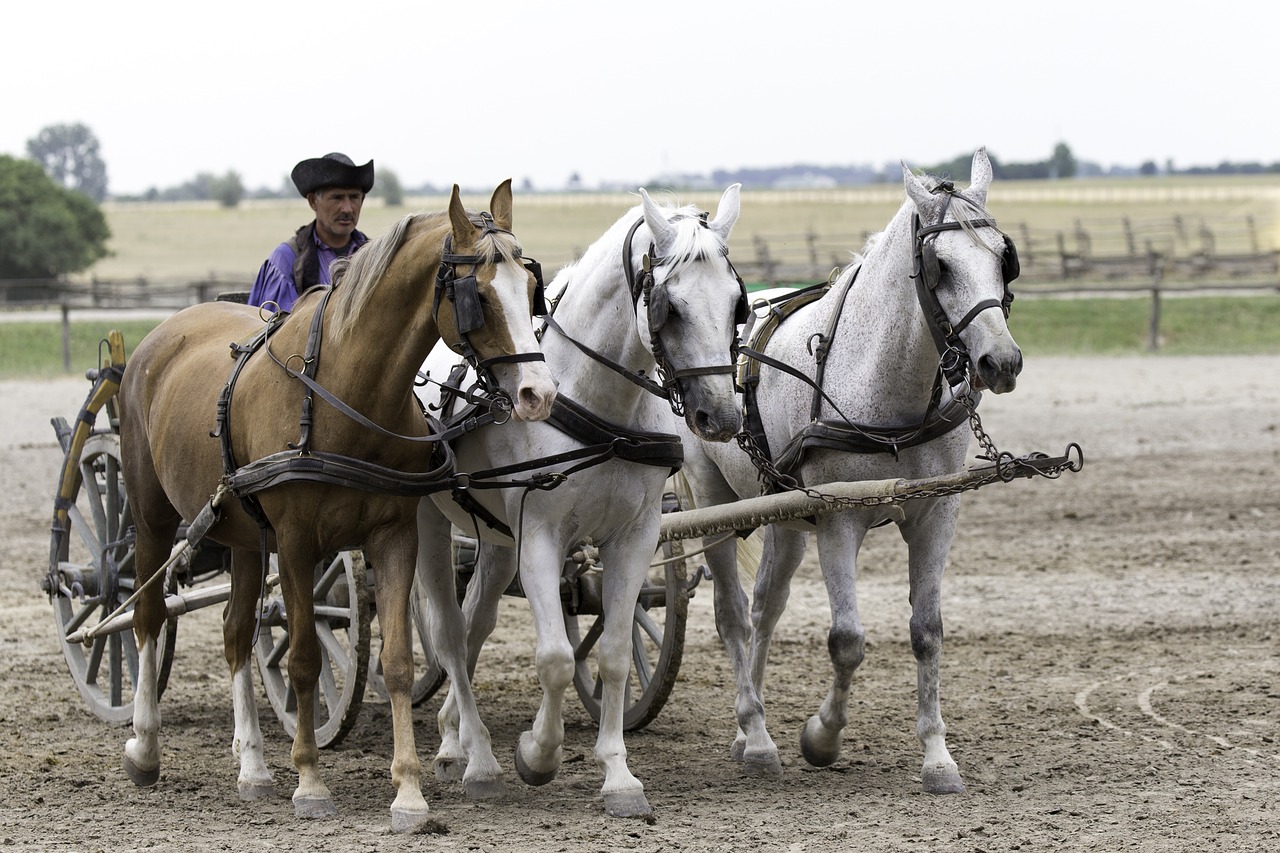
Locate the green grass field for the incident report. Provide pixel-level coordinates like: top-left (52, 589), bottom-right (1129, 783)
top-left (3, 294), bottom-right (1277, 379)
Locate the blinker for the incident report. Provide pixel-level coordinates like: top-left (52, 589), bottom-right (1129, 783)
top-left (450, 275), bottom-right (485, 334)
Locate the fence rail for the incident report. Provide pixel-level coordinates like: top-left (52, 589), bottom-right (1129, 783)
top-left (3, 213), bottom-right (1277, 359)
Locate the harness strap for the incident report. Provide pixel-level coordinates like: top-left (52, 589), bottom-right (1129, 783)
top-left (225, 444), bottom-right (457, 499)
top-left (540, 314), bottom-right (668, 399)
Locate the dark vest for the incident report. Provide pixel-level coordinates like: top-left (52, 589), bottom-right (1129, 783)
top-left (286, 223), bottom-right (324, 291)
top-left (285, 222), bottom-right (367, 290)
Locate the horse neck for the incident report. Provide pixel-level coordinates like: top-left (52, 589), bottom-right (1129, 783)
top-left (821, 207), bottom-right (943, 412)
top-left (321, 236), bottom-right (443, 417)
top-left (544, 261), bottom-right (656, 422)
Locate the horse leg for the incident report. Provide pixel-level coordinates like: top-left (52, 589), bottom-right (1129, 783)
top-left (432, 539), bottom-right (514, 786)
top-left (415, 502), bottom-right (504, 799)
top-left (274, 538), bottom-right (335, 819)
top-left (902, 499), bottom-right (966, 794)
top-left (122, 516), bottom-right (179, 787)
top-left (224, 547), bottom-right (273, 799)
top-left (364, 526), bottom-right (435, 832)
top-left (739, 525), bottom-right (809, 773)
top-left (511, 536), bottom-right (575, 790)
top-left (799, 515), bottom-right (869, 768)
top-left (587, 540), bottom-right (654, 817)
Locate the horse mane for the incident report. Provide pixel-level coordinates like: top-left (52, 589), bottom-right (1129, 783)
top-left (326, 210), bottom-right (522, 342)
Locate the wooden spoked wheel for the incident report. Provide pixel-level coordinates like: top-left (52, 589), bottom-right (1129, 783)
top-left (254, 550), bottom-right (371, 748)
top-left (47, 431), bottom-right (177, 724)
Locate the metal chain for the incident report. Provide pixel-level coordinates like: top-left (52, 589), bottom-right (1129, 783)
top-left (736, 383), bottom-right (1082, 511)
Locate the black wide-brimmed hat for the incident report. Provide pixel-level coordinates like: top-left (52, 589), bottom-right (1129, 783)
top-left (291, 152), bottom-right (375, 196)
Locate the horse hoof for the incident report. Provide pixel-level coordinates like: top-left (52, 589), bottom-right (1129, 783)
top-left (513, 739), bottom-right (558, 787)
top-left (799, 716), bottom-right (840, 767)
top-left (238, 779), bottom-right (275, 801)
top-left (741, 751), bottom-right (783, 777)
top-left (603, 788), bottom-right (653, 818)
top-left (462, 777), bottom-right (506, 801)
top-left (432, 756), bottom-right (465, 784)
top-left (729, 738), bottom-right (746, 761)
top-left (922, 765), bottom-right (966, 795)
top-left (293, 796), bottom-right (338, 820)
top-left (391, 806), bottom-right (432, 834)
top-left (123, 754), bottom-right (159, 788)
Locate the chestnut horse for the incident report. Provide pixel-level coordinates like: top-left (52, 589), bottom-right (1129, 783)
top-left (115, 182), bottom-right (556, 832)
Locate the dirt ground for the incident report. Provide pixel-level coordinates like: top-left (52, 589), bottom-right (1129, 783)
top-left (1, 354), bottom-right (1277, 853)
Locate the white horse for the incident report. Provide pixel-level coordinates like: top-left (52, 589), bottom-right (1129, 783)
top-left (413, 185), bottom-right (746, 817)
top-left (679, 148), bottom-right (1022, 793)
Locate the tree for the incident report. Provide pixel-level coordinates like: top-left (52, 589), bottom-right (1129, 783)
top-left (209, 170), bottom-right (245, 207)
top-left (0, 155), bottom-right (110, 282)
top-left (26, 123), bottom-right (109, 202)
top-left (372, 166), bottom-right (404, 207)
top-left (1049, 142), bottom-right (1077, 179)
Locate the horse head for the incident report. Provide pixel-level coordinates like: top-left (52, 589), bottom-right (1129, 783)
top-left (436, 181), bottom-right (556, 422)
top-left (633, 184), bottom-right (745, 441)
top-left (903, 148), bottom-right (1023, 394)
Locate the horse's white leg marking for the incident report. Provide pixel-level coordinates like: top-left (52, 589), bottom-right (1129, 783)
top-left (799, 516), bottom-right (867, 769)
top-left (590, 541), bottom-right (652, 817)
top-left (123, 634), bottom-right (161, 786)
top-left (230, 662), bottom-right (273, 799)
top-left (366, 529), bottom-right (436, 833)
top-left (415, 502), bottom-right (504, 801)
top-left (903, 502), bottom-right (965, 794)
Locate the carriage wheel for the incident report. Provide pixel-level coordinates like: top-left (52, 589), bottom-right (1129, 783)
top-left (565, 493), bottom-right (690, 731)
top-left (48, 432), bottom-right (178, 724)
top-left (254, 550), bottom-right (371, 748)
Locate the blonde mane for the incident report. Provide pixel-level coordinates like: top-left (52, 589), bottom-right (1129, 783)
top-left (325, 210), bottom-right (523, 342)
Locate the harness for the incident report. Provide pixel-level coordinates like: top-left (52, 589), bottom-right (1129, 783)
top-left (736, 183), bottom-right (1021, 486)
top-left (208, 218), bottom-right (545, 535)
top-left (427, 210), bottom-right (744, 537)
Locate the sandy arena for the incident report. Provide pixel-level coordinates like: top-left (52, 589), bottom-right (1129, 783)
top-left (1, 354), bottom-right (1277, 852)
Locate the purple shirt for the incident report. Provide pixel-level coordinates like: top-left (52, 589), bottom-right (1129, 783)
top-left (247, 225), bottom-right (368, 311)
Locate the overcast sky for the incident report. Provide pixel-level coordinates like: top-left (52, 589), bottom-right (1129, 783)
top-left (5, 1), bottom-right (1274, 196)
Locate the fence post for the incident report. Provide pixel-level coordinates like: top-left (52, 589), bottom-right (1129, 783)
top-left (1146, 264), bottom-right (1164, 351)
top-left (60, 302), bottom-right (72, 373)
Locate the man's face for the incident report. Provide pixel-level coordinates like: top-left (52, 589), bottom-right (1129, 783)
top-left (309, 186), bottom-right (365, 247)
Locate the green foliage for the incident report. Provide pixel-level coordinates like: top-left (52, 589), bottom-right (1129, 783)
top-left (210, 171), bottom-right (245, 208)
top-left (0, 155), bottom-right (111, 280)
top-left (26, 123), bottom-right (109, 202)
top-left (373, 167), bottom-right (405, 207)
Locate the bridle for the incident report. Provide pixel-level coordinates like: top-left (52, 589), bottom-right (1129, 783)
top-left (910, 181), bottom-right (1020, 385)
top-left (432, 211), bottom-right (548, 391)
top-left (621, 212), bottom-right (748, 417)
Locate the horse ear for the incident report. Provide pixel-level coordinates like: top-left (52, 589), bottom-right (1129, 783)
top-left (968, 148), bottom-right (992, 206)
top-left (490, 178), bottom-right (514, 231)
top-left (639, 188), bottom-right (676, 254)
top-left (708, 183), bottom-right (741, 241)
top-left (902, 161), bottom-right (932, 209)
top-left (448, 184), bottom-right (472, 246)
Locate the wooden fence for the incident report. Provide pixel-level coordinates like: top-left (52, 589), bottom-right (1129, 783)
top-left (3, 214), bottom-right (1277, 356)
